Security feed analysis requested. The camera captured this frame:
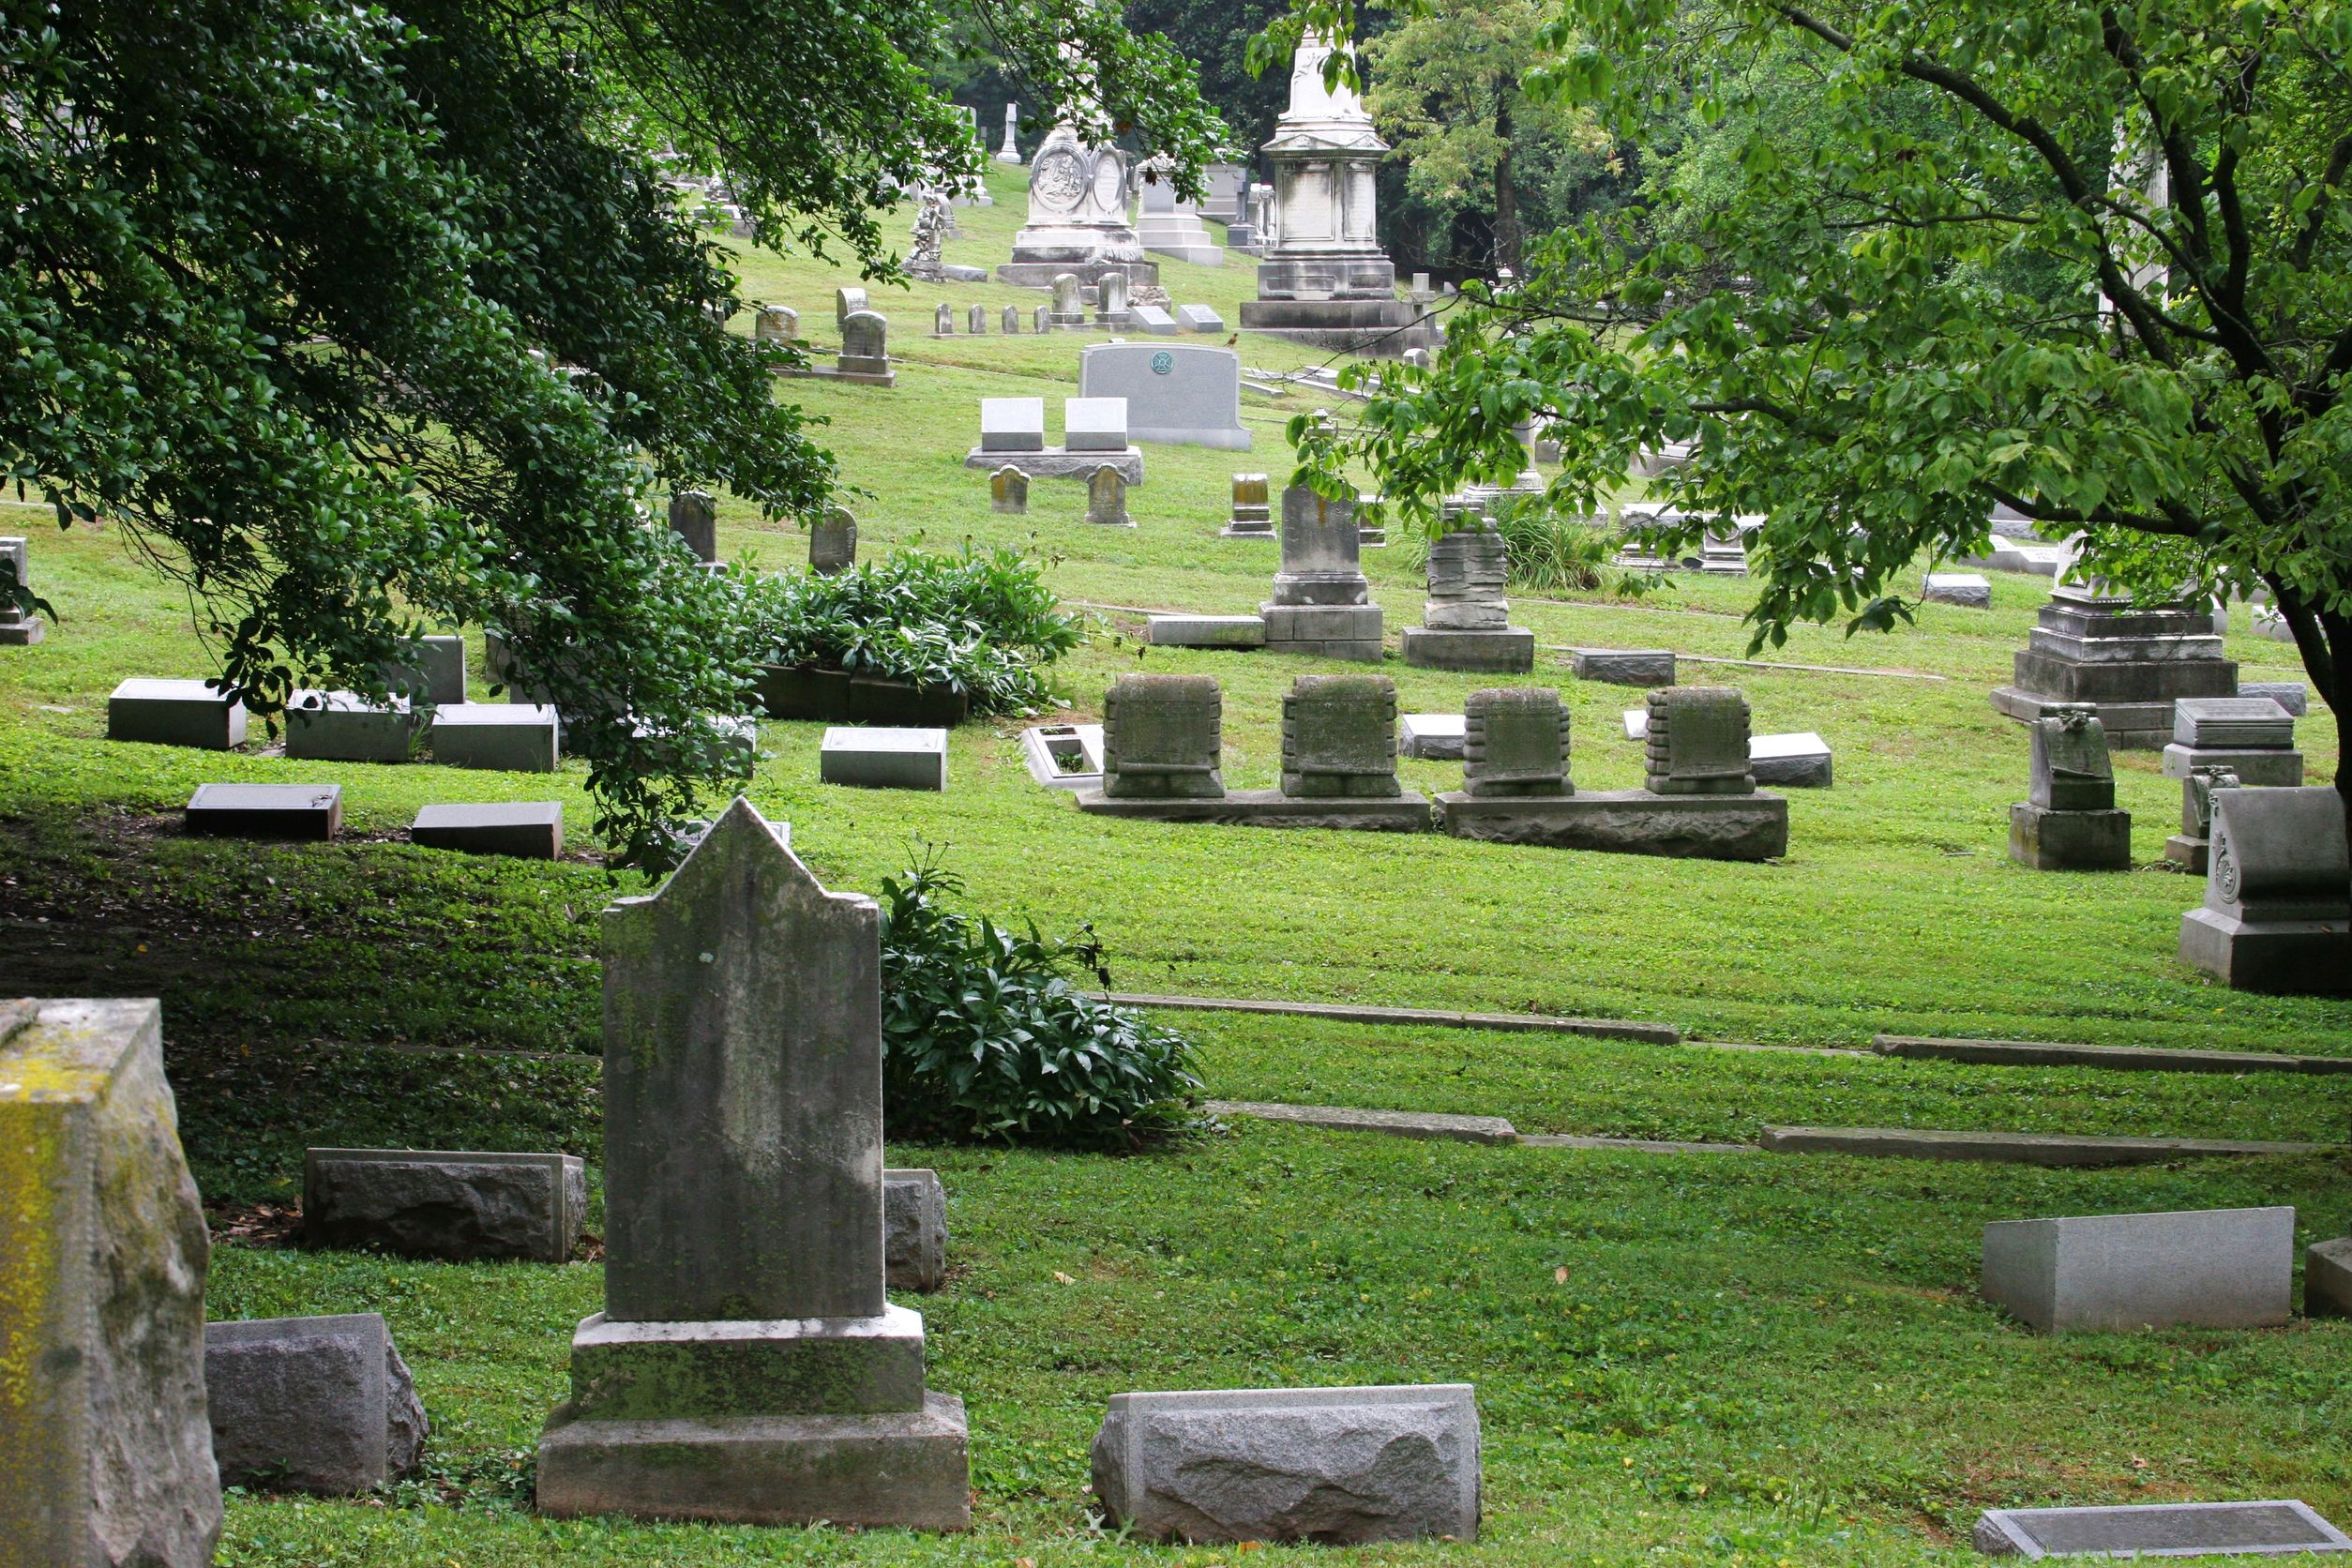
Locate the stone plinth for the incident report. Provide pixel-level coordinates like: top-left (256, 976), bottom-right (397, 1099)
top-left (1104, 674), bottom-right (1224, 799)
top-left (1981, 1206), bottom-right (2294, 1332)
top-left (1092, 1385), bottom-right (1480, 1545)
top-left (1991, 586), bottom-right (2238, 747)
top-left (205, 1314), bottom-right (428, 1494)
top-left (2179, 786), bottom-right (2352, 992)
top-left (1282, 676), bottom-right (1399, 797)
top-left (1440, 791), bottom-right (1788, 861)
top-left (0, 998), bottom-right (220, 1566)
top-left (536, 798), bottom-right (969, 1530)
top-left (305, 1148), bottom-right (586, 1262)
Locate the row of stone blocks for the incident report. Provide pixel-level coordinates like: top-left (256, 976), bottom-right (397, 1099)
top-left (1074, 674), bottom-right (1789, 861)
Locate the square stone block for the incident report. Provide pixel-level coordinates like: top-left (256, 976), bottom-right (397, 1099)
top-left (186, 783), bottom-right (343, 842)
top-left (411, 801), bottom-right (564, 859)
top-left (884, 1168), bottom-right (948, 1293)
top-left (304, 1147), bottom-right (585, 1262)
top-left (1400, 713), bottom-right (1465, 761)
top-left (1981, 1205), bottom-right (2294, 1332)
top-left (1571, 649), bottom-right (1675, 686)
top-left (1064, 397), bottom-right (1130, 452)
top-left (2008, 803), bottom-right (2132, 870)
top-left (109, 677), bottom-right (248, 749)
top-left (561, 1307), bottom-right (929, 1421)
top-left (205, 1313), bottom-right (427, 1494)
top-left (1400, 626), bottom-right (1534, 673)
top-left (1146, 614), bottom-right (1265, 648)
top-left (286, 690), bottom-right (418, 763)
top-left (2309, 1237), bottom-right (2352, 1318)
top-left (820, 726), bottom-right (947, 790)
top-left (1975, 1500), bottom-right (2351, 1558)
top-left (430, 702), bottom-right (560, 772)
top-left (1091, 1384), bottom-right (1479, 1545)
top-left (979, 398), bottom-right (1045, 452)
top-left (536, 1395), bottom-right (971, 1530)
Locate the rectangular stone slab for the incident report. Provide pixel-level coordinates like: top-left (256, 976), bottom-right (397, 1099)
top-left (1981, 1205), bottom-right (2294, 1333)
top-left (304, 1147), bottom-right (584, 1262)
top-left (820, 726), bottom-right (947, 791)
top-left (1974, 1500), bottom-right (2349, 1558)
top-left (187, 782), bottom-right (344, 841)
top-left (0, 998), bottom-right (219, 1566)
top-left (411, 801), bottom-right (564, 859)
top-left (1440, 790), bottom-right (1787, 862)
top-left (109, 676), bottom-right (249, 749)
top-left (1091, 1384), bottom-right (1479, 1545)
top-left (1075, 787), bottom-right (1431, 833)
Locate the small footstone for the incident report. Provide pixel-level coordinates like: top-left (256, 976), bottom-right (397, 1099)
top-left (1091, 1384), bottom-right (1481, 1545)
top-left (820, 726), bottom-right (947, 790)
top-left (187, 783), bottom-right (343, 841)
top-left (1973, 1500), bottom-right (2350, 1558)
top-left (304, 1148), bottom-right (586, 1263)
top-left (412, 801), bottom-right (563, 858)
top-left (884, 1168), bottom-right (948, 1292)
top-left (205, 1313), bottom-right (429, 1495)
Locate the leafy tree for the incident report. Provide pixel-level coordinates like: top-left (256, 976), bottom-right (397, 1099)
top-left (2, 0), bottom-right (1222, 862)
top-left (1290, 0), bottom-right (2352, 826)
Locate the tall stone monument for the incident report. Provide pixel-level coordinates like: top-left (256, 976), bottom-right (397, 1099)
top-left (536, 799), bottom-right (970, 1529)
top-left (1237, 30), bottom-right (1417, 353)
top-left (1, 998), bottom-right (222, 1567)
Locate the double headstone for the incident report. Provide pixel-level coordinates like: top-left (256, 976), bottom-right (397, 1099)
top-left (1402, 520), bottom-right (1533, 672)
top-left (809, 505), bottom-right (857, 577)
top-left (2010, 705), bottom-right (2132, 870)
top-left (1282, 676), bottom-right (1400, 798)
top-left (1261, 486), bottom-right (1382, 662)
top-left (2178, 786), bottom-right (2352, 992)
top-left (1225, 474), bottom-right (1273, 536)
top-left (1103, 674), bottom-right (1224, 799)
top-left (535, 799), bottom-right (972, 1528)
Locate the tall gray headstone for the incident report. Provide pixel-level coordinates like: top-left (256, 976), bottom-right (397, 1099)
top-left (0, 998), bottom-right (221, 1566)
top-left (536, 799), bottom-right (970, 1529)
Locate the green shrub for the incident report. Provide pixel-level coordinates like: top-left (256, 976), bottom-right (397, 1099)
top-left (746, 544), bottom-right (1081, 715)
top-left (877, 855), bottom-right (1200, 1151)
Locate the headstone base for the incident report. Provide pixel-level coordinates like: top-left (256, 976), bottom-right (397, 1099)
top-left (1439, 790), bottom-right (1787, 862)
top-left (1400, 627), bottom-right (1534, 673)
top-left (2008, 803), bottom-right (2133, 870)
top-left (2178, 908), bottom-right (2352, 993)
top-left (1074, 787), bottom-right (1430, 833)
top-left (536, 1394), bottom-right (971, 1530)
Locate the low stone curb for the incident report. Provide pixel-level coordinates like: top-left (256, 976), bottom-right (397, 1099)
top-left (1107, 993), bottom-right (1681, 1045)
top-left (1872, 1034), bottom-right (2352, 1076)
top-left (1205, 1100), bottom-right (1518, 1145)
top-left (1758, 1125), bottom-right (2331, 1167)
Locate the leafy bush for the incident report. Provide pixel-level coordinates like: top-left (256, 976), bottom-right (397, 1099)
top-left (878, 855), bottom-right (1200, 1151)
top-left (746, 544), bottom-right (1082, 715)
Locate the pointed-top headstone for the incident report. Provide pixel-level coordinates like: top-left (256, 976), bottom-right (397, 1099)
top-left (600, 796), bottom-right (883, 1322)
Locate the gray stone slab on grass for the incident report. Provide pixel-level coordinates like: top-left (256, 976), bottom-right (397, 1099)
top-left (1759, 1124), bottom-right (2326, 1166)
top-left (411, 801), bottom-right (564, 859)
top-left (1981, 1205), bottom-right (2294, 1333)
top-left (205, 1313), bottom-right (428, 1494)
top-left (1439, 790), bottom-right (1788, 862)
top-left (1401, 713), bottom-right (1466, 761)
top-left (1974, 1500), bottom-right (2350, 1558)
top-left (1077, 787), bottom-right (1429, 832)
top-left (1206, 1099), bottom-right (1516, 1144)
top-left (304, 1148), bottom-right (586, 1263)
top-left (1146, 614), bottom-right (1264, 648)
top-left (1748, 731), bottom-right (1832, 788)
top-left (430, 702), bottom-right (560, 772)
top-left (187, 782), bottom-right (343, 842)
top-left (287, 690), bottom-right (419, 763)
top-left (2310, 1237), bottom-right (2352, 1318)
top-left (1092, 1384), bottom-right (1480, 1545)
top-left (109, 676), bottom-right (248, 749)
top-left (820, 726), bottom-right (948, 791)
top-left (884, 1168), bottom-right (948, 1293)
top-left (1571, 649), bottom-right (1675, 686)
top-left (0, 998), bottom-right (220, 1566)
top-left (1109, 993), bottom-right (1678, 1044)
top-left (1871, 1034), bottom-right (2352, 1075)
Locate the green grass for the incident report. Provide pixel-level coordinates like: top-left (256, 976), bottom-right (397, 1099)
top-left (4, 162), bottom-right (2348, 1564)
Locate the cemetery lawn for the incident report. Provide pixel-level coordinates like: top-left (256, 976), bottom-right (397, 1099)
top-left (2, 164), bottom-right (2346, 1563)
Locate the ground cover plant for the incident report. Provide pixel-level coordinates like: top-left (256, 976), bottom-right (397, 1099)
top-left (3, 165), bottom-right (2347, 1565)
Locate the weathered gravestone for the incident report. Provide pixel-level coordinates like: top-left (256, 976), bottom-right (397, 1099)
top-left (1086, 465), bottom-right (1132, 526)
top-left (1261, 486), bottom-right (1382, 662)
top-left (2009, 705), bottom-right (2132, 870)
top-left (1091, 1385), bottom-right (1481, 1545)
top-left (809, 505), bottom-right (857, 576)
top-left (205, 1313), bottom-right (429, 1494)
top-left (990, 464), bottom-right (1029, 515)
top-left (1975, 1500), bottom-right (2351, 1559)
top-left (535, 798), bottom-right (970, 1528)
top-left (2179, 786), bottom-right (2352, 992)
top-left (1225, 473), bottom-right (1274, 536)
top-left (305, 1148), bottom-right (586, 1263)
top-left (1283, 676), bottom-right (1401, 798)
top-left (1103, 673), bottom-right (1225, 799)
top-left (0, 997), bottom-right (221, 1566)
top-left (1462, 688), bottom-right (1571, 797)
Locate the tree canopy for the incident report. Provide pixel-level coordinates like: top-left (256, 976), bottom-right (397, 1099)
top-left (1294, 0), bottom-right (2352, 814)
top-left (2, 0), bottom-right (1222, 862)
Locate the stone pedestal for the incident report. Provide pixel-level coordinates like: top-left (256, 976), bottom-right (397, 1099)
top-left (2178, 787), bottom-right (2352, 993)
top-left (1261, 486), bottom-right (1382, 661)
top-left (1990, 586), bottom-right (2237, 748)
top-left (536, 800), bottom-right (969, 1530)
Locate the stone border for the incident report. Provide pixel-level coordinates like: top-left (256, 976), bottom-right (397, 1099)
top-left (1106, 993), bottom-right (1681, 1044)
top-left (1873, 1034), bottom-right (2352, 1076)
